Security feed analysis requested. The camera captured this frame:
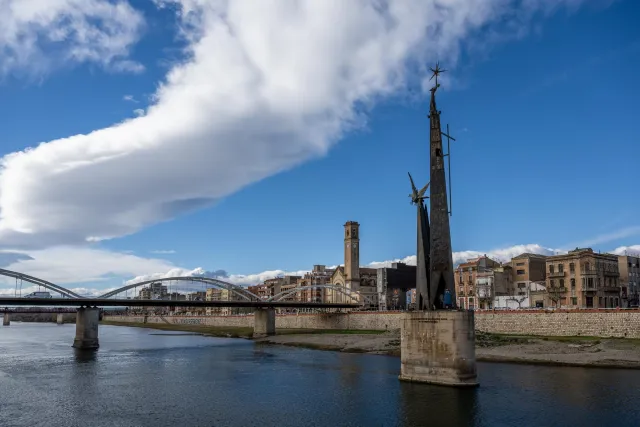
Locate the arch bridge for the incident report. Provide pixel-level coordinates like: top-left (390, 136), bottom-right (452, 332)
top-left (0, 268), bottom-right (82, 299)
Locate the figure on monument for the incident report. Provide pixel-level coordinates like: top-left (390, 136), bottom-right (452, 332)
top-left (408, 173), bottom-right (431, 310)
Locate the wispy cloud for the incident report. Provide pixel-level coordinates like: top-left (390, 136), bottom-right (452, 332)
top-left (150, 250), bottom-right (176, 254)
top-left (570, 226), bottom-right (640, 248)
top-left (123, 95), bottom-right (138, 103)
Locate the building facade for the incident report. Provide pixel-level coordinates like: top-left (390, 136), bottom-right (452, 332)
top-left (545, 248), bottom-right (621, 308)
top-left (376, 262), bottom-right (416, 311)
top-left (618, 254), bottom-right (640, 307)
top-left (455, 255), bottom-right (502, 309)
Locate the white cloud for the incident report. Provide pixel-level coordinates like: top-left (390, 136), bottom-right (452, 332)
top-left (611, 245), bottom-right (640, 256)
top-left (150, 249), bottom-right (176, 254)
top-left (133, 108), bottom-right (145, 117)
top-left (574, 226), bottom-right (640, 248)
top-left (123, 95), bottom-right (139, 103)
top-left (0, 246), bottom-right (173, 284)
top-left (0, 0), bottom-right (592, 251)
top-left (368, 243), bottom-right (563, 268)
top-left (0, 0), bottom-right (145, 78)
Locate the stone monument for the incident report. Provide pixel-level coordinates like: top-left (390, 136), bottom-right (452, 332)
top-left (399, 63), bottom-right (478, 387)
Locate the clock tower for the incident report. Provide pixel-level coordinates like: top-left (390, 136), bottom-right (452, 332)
top-left (344, 221), bottom-right (360, 297)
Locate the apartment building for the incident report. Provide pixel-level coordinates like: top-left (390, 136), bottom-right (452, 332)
top-left (510, 253), bottom-right (547, 300)
top-left (476, 265), bottom-right (512, 309)
top-left (455, 255), bottom-right (501, 309)
top-left (545, 248), bottom-right (621, 308)
top-left (618, 254), bottom-right (640, 307)
top-left (298, 265), bottom-right (335, 303)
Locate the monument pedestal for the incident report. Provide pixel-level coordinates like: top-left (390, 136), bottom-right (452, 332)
top-left (399, 310), bottom-right (478, 387)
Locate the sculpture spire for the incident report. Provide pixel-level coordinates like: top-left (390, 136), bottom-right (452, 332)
top-left (408, 173), bottom-right (431, 310)
top-left (427, 62), bottom-right (456, 310)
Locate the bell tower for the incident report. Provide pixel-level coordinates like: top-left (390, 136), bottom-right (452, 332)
top-left (344, 221), bottom-right (360, 294)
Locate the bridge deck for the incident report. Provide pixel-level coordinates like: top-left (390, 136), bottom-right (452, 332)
top-left (0, 297), bottom-right (359, 309)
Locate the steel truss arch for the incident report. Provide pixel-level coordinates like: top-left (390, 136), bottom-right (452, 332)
top-left (98, 276), bottom-right (260, 301)
top-left (0, 268), bottom-right (82, 299)
top-left (267, 284), bottom-right (375, 306)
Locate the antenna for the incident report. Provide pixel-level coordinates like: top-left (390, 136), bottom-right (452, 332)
top-left (441, 123), bottom-right (456, 216)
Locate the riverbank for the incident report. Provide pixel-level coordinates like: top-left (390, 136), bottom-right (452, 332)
top-left (101, 321), bottom-right (640, 369)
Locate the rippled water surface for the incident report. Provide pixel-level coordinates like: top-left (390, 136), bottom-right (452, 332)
top-left (1, 322), bottom-right (639, 427)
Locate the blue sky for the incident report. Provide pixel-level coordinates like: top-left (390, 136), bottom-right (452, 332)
top-left (0, 0), bottom-right (638, 294)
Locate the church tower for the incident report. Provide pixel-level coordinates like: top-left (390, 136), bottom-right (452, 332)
top-left (344, 221), bottom-right (360, 296)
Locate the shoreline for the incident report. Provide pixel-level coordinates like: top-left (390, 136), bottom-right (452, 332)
top-left (100, 321), bottom-right (640, 369)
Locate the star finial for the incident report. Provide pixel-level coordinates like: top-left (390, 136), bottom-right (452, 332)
top-left (429, 61), bottom-right (447, 90)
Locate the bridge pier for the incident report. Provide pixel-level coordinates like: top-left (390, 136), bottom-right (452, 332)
top-left (253, 308), bottom-right (275, 338)
top-left (2, 313), bottom-right (9, 326)
top-left (399, 310), bottom-right (478, 387)
top-left (56, 313), bottom-right (64, 325)
top-left (72, 307), bottom-right (100, 350)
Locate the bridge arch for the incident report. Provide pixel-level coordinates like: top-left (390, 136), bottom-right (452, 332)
top-left (267, 284), bottom-right (376, 306)
top-left (98, 276), bottom-right (260, 301)
top-left (0, 268), bottom-right (82, 299)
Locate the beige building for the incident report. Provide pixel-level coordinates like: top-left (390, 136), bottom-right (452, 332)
top-left (618, 254), bottom-right (640, 307)
top-left (545, 248), bottom-right (621, 308)
top-left (260, 275), bottom-right (302, 301)
top-left (298, 265), bottom-right (335, 303)
top-left (455, 255), bottom-right (501, 309)
top-left (510, 253), bottom-right (547, 299)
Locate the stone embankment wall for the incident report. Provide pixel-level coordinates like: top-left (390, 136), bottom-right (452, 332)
top-left (9, 313), bottom-right (76, 323)
top-left (474, 310), bottom-right (640, 339)
top-left (104, 311), bottom-right (404, 331)
top-left (104, 309), bottom-right (640, 339)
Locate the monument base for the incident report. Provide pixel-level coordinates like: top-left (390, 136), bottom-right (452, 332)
top-left (399, 310), bottom-right (478, 387)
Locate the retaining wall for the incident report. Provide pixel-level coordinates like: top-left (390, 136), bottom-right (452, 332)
top-left (103, 309), bottom-right (640, 339)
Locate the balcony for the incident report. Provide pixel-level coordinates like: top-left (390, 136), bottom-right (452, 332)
top-left (604, 270), bottom-right (619, 277)
top-left (548, 287), bottom-right (567, 293)
top-left (581, 269), bottom-right (597, 276)
top-left (601, 286), bottom-right (620, 293)
top-left (548, 271), bottom-right (565, 278)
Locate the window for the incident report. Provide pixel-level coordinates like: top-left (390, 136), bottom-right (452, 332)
top-left (550, 279), bottom-right (555, 287)
top-left (516, 262), bottom-right (525, 266)
top-left (571, 297), bottom-right (577, 305)
top-left (517, 282), bottom-right (526, 288)
top-left (559, 279), bottom-right (565, 288)
top-left (517, 269), bottom-right (525, 275)
top-left (585, 262), bottom-right (590, 271)
top-left (558, 264), bottom-right (564, 273)
top-left (571, 279), bottom-right (575, 289)
top-left (570, 263), bottom-right (575, 272)
top-left (549, 265), bottom-right (554, 274)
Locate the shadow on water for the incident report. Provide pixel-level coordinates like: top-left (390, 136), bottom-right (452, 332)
top-left (399, 382), bottom-right (479, 427)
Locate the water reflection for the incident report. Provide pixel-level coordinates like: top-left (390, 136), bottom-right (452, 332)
top-left (399, 382), bottom-right (479, 427)
top-left (73, 348), bottom-right (97, 363)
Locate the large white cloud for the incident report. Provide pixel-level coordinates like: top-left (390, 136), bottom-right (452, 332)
top-left (0, 0), bottom-right (144, 78)
top-left (0, 246), bottom-right (173, 284)
top-left (0, 0), bottom-right (591, 250)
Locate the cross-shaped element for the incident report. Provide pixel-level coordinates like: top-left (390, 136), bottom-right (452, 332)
top-left (429, 61), bottom-right (447, 89)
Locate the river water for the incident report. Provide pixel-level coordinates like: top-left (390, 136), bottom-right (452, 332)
top-left (1, 322), bottom-right (639, 427)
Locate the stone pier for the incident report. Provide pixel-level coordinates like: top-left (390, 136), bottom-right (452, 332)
top-left (399, 310), bottom-right (478, 387)
top-left (2, 313), bottom-right (9, 326)
top-left (72, 307), bottom-right (100, 349)
top-left (56, 313), bottom-right (64, 325)
top-left (253, 308), bottom-right (276, 338)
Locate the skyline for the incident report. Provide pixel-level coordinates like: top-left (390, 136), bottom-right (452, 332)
top-left (0, 0), bottom-right (638, 295)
